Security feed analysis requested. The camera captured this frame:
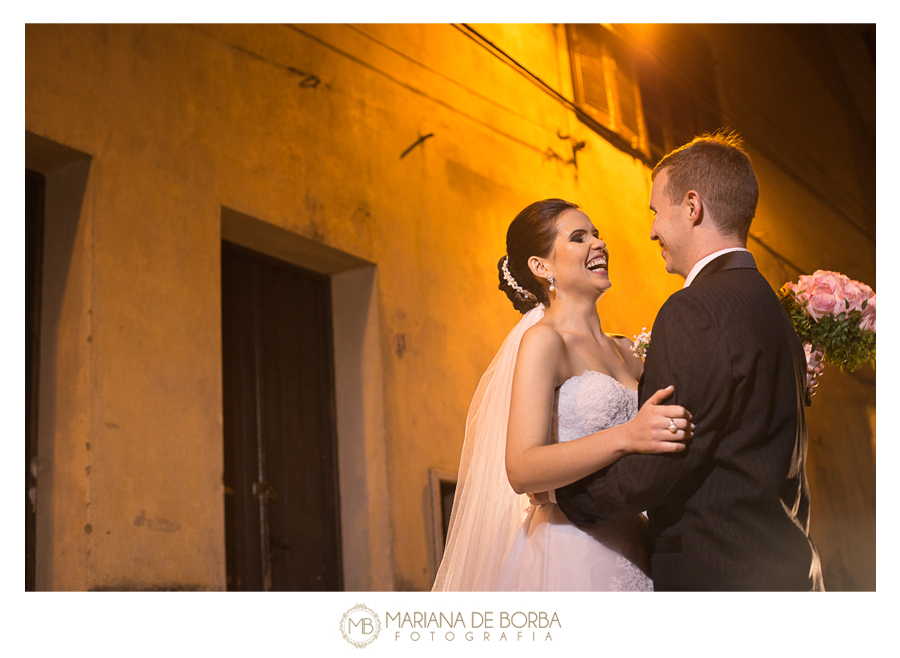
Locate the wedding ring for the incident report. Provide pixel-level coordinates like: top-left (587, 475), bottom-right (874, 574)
top-left (668, 419), bottom-right (678, 434)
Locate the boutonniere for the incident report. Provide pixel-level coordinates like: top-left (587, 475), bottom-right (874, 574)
top-left (631, 327), bottom-right (651, 358)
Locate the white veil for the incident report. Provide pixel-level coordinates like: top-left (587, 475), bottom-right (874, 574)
top-left (432, 304), bottom-right (544, 591)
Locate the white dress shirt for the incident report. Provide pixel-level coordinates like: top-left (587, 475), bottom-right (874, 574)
top-left (682, 247), bottom-right (749, 288)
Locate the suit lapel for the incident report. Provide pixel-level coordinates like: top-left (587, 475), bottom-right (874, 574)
top-left (690, 250), bottom-right (758, 286)
top-left (638, 250), bottom-right (758, 405)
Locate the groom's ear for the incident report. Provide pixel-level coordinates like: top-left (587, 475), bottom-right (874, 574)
top-left (684, 190), bottom-right (703, 226)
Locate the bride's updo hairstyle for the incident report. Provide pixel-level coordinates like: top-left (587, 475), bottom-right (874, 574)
top-left (498, 198), bottom-right (579, 313)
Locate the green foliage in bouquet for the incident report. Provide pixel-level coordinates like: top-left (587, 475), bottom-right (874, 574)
top-left (779, 293), bottom-right (876, 372)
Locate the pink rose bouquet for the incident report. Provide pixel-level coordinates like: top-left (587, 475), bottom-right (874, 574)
top-left (779, 270), bottom-right (876, 403)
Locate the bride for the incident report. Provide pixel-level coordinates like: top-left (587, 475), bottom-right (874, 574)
top-left (432, 199), bottom-right (694, 591)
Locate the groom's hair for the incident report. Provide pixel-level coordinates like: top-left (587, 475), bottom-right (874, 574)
top-left (652, 130), bottom-right (758, 242)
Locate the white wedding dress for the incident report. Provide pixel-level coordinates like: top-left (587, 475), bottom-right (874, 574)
top-left (497, 370), bottom-right (653, 591)
top-left (432, 306), bottom-right (652, 592)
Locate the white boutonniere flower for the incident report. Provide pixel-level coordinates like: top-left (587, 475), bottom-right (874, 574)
top-left (631, 327), bottom-right (651, 358)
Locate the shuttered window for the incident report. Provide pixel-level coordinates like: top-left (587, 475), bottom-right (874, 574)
top-left (568, 24), bottom-right (645, 153)
top-left (567, 24), bottom-right (720, 163)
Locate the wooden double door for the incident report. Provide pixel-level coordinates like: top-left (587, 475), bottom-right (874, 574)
top-left (26, 170), bottom-right (44, 592)
top-left (221, 242), bottom-right (343, 591)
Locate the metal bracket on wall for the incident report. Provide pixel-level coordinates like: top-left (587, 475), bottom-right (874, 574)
top-left (287, 66), bottom-right (320, 88)
top-left (252, 481), bottom-right (279, 501)
top-left (400, 133), bottom-right (434, 159)
top-left (556, 130), bottom-right (586, 170)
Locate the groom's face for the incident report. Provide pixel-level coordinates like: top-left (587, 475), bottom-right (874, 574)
top-left (649, 169), bottom-right (691, 277)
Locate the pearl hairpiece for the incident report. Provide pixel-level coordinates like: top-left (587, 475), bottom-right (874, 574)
top-left (502, 256), bottom-right (538, 301)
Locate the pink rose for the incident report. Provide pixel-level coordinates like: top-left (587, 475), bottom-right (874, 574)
top-left (807, 292), bottom-right (838, 320)
top-left (840, 279), bottom-right (871, 313)
top-left (859, 294), bottom-right (876, 333)
top-left (782, 280), bottom-right (810, 305)
top-left (794, 288), bottom-right (811, 306)
top-left (809, 270), bottom-right (843, 296)
top-left (796, 275), bottom-right (815, 293)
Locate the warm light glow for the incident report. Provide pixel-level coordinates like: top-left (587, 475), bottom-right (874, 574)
top-left (617, 23), bottom-right (658, 44)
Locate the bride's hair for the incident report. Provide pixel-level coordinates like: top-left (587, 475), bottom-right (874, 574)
top-left (498, 198), bottom-right (579, 313)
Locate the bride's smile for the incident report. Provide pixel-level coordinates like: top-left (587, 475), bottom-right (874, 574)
top-left (586, 255), bottom-right (607, 271)
top-left (540, 209), bottom-right (611, 297)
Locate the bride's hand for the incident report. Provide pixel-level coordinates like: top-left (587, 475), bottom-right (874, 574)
top-left (628, 385), bottom-right (693, 454)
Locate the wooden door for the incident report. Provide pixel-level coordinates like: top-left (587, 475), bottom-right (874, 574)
top-left (221, 241), bottom-right (343, 591)
top-left (25, 169), bottom-right (44, 592)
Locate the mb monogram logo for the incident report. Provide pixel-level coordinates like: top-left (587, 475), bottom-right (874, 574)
top-left (339, 604), bottom-right (382, 648)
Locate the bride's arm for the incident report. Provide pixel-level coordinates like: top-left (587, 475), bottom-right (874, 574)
top-left (504, 326), bottom-right (691, 495)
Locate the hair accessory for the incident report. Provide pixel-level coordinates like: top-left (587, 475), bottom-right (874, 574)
top-left (502, 257), bottom-right (538, 301)
top-left (548, 275), bottom-right (557, 292)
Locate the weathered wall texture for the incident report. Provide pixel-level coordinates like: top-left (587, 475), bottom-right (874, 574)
top-left (25, 23), bottom-right (874, 591)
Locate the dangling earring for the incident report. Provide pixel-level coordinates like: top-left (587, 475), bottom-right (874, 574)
top-left (548, 275), bottom-right (557, 292)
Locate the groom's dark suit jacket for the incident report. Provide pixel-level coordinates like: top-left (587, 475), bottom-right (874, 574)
top-left (557, 251), bottom-right (824, 590)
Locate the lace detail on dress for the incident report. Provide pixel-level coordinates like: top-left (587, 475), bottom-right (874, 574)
top-left (559, 371), bottom-right (652, 592)
top-left (610, 556), bottom-right (654, 592)
top-left (610, 521), bottom-right (654, 592)
top-left (557, 371), bottom-right (639, 444)
top-left (496, 368), bottom-right (653, 591)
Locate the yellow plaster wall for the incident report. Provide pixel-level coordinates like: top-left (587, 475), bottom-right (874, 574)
top-left (26, 23), bottom-right (874, 591)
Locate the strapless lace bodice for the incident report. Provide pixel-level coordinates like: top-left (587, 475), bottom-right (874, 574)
top-left (557, 371), bottom-right (639, 443)
top-left (498, 370), bottom-right (652, 591)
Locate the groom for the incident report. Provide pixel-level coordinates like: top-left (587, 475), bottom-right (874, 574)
top-left (554, 133), bottom-right (824, 590)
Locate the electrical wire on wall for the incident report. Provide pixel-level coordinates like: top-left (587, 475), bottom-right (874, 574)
top-left (458, 22), bottom-right (873, 244)
top-left (198, 23), bottom-right (873, 300)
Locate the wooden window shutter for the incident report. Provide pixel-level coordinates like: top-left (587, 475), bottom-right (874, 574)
top-left (567, 24), bottom-right (647, 154)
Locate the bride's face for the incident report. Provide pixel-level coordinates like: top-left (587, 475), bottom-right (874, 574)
top-left (545, 209), bottom-right (610, 296)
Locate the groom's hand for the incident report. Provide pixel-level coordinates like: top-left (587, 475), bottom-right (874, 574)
top-left (528, 492), bottom-right (551, 506)
top-left (806, 346), bottom-right (824, 398)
